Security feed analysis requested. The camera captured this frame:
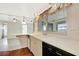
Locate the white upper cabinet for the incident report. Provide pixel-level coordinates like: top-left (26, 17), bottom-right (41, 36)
top-left (48, 13), bottom-right (56, 22)
top-left (57, 8), bottom-right (67, 19)
top-left (57, 9), bottom-right (64, 19)
top-left (48, 8), bottom-right (67, 22)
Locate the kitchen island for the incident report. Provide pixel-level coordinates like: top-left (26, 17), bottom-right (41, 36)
top-left (27, 32), bottom-right (79, 56)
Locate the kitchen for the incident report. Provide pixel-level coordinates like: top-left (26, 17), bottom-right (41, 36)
top-left (0, 3), bottom-right (79, 56)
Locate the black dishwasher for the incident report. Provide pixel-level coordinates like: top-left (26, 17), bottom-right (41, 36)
top-left (42, 42), bottom-right (75, 56)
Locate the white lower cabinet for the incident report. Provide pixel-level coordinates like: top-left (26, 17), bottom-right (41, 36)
top-left (30, 36), bottom-right (42, 56)
top-left (16, 35), bottom-right (28, 48)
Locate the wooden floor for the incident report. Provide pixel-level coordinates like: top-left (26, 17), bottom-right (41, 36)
top-left (0, 47), bottom-right (34, 56)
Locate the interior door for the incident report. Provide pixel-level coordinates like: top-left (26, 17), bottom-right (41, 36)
top-left (0, 23), bottom-right (7, 39)
top-left (2, 24), bottom-right (7, 39)
top-left (2, 23), bottom-right (8, 46)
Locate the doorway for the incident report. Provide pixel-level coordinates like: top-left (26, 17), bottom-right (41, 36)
top-left (0, 23), bottom-right (8, 50)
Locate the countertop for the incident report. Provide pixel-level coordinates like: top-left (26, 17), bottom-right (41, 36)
top-left (29, 32), bottom-right (79, 56)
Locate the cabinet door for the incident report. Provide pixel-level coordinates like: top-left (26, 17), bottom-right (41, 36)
top-left (48, 13), bottom-right (57, 22)
top-left (57, 9), bottom-right (64, 19)
top-left (17, 35), bottom-right (28, 48)
top-left (30, 36), bottom-right (42, 56)
top-left (57, 9), bottom-right (67, 19)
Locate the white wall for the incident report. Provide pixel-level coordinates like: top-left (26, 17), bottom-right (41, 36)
top-left (22, 24), bottom-right (27, 34)
top-left (0, 21), bottom-right (22, 38)
top-left (7, 22), bottom-right (22, 38)
top-left (27, 23), bottom-right (33, 34)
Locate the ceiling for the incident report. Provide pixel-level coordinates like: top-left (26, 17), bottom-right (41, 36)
top-left (0, 3), bottom-right (50, 19)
